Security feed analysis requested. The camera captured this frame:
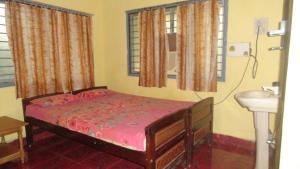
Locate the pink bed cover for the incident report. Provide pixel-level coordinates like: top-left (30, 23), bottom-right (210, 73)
top-left (26, 90), bottom-right (194, 151)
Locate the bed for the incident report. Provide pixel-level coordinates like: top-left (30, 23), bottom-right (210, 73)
top-left (22, 86), bottom-right (213, 169)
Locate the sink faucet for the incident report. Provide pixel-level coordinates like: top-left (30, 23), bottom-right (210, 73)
top-left (262, 86), bottom-right (279, 95)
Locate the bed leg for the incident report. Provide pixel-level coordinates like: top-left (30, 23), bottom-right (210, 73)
top-left (206, 132), bottom-right (213, 146)
top-left (186, 134), bottom-right (193, 168)
top-left (187, 112), bottom-right (193, 169)
top-left (186, 132), bottom-right (193, 168)
top-left (25, 123), bottom-right (33, 148)
top-left (207, 120), bottom-right (214, 145)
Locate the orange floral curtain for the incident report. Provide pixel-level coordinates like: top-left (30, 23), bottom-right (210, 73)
top-left (5, 1), bottom-right (94, 98)
top-left (177, 0), bottom-right (219, 92)
top-left (139, 8), bottom-right (168, 87)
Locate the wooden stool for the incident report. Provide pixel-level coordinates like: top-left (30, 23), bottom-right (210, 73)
top-left (0, 116), bottom-right (27, 165)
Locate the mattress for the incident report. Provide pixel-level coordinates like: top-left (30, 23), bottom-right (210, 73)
top-left (26, 90), bottom-right (193, 151)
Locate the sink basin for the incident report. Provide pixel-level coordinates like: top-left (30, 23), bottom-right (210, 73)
top-left (235, 90), bottom-right (279, 113)
top-left (235, 90), bottom-right (280, 169)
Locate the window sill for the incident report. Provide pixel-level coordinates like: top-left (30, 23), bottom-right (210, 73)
top-left (128, 73), bottom-right (176, 79)
top-left (128, 73), bottom-right (225, 82)
top-left (0, 82), bottom-right (15, 88)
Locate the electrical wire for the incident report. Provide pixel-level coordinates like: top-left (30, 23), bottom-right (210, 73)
top-left (213, 26), bottom-right (261, 105)
top-left (251, 26), bottom-right (260, 79)
top-left (194, 91), bottom-right (203, 100)
top-left (214, 54), bottom-right (252, 105)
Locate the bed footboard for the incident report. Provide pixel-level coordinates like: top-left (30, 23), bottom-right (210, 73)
top-left (145, 109), bottom-right (190, 169)
top-left (190, 97), bottom-right (214, 147)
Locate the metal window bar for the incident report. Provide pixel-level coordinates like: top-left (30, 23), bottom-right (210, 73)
top-left (0, 82), bottom-right (15, 88)
top-left (0, 65), bottom-right (14, 67)
top-left (166, 7), bottom-right (177, 33)
top-left (126, 0), bottom-right (225, 13)
top-left (0, 0), bottom-right (93, 16)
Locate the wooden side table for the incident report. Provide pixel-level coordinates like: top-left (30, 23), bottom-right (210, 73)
top-left (0, 116), bottom-right (27, 165)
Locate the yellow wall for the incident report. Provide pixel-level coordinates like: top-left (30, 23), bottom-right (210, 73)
top-left (100, 0), bottom-right (283, 141)
top-left (0, 0), bottom-right (283, 142)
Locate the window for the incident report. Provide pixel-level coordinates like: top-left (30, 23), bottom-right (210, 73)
top-left (127, 0), bottom-right (227, 81)
top-left (0, 3), bottom-right (14, 87)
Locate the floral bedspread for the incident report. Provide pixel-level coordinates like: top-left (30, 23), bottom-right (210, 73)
top-left (26, 91), bottom-right (194, 151)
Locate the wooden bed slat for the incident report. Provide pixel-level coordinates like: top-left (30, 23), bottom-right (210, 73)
top-left (192, 114), bottom-right (212, 130)
top-left (155, 140), bottom-right (185, 169)
top-left (155, 119), bottom-right (185, 149)
top-left (193, 123), bottom-right (211, 146)
top-left (192, 106), bottom-right (211, 126)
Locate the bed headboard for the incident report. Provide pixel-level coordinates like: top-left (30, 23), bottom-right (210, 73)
top-left (71, 86), bottom-right (107, 95)
top-left (22, 86), bottom-right (108, 117)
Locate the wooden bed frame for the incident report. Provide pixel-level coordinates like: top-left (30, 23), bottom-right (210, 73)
top-left (188, 97), bottom-right (214, 164)
top-left (22, 86), bottom-right (213, 169)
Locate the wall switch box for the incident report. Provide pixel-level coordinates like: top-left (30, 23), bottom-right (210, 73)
top-left (228, 42), bottom-right (250, 57)
top-left (254, 17), bottom-right (269, 35)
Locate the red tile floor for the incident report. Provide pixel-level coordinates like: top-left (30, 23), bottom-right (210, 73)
top-left (0, 134), bottom-right (255, 169)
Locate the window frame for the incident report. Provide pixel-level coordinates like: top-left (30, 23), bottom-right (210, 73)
top-left (126, 0), bottom-right (228, 81)
top-left (126, 11), bottom-right (139, 77)
top-left (0, 2), bottom-right (15, 88)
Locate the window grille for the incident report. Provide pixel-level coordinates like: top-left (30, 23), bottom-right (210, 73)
top-left (127, 0), bottom-right (227, 81)
top-left (0, 3), bottom-right (15, 87)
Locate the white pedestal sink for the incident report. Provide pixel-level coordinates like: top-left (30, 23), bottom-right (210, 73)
top-left (235, 90), bottom-right (279, 169)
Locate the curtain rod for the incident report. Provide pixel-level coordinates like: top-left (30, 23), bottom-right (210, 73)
top-left (126, 0), bottom-right (224, 13)
top-left (2, 0), bottom-right (93, 17)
